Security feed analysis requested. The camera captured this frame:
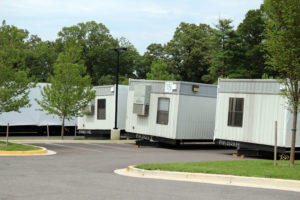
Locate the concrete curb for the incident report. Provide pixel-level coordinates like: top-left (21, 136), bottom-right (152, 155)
top-left (0, 144), bottom-right (57, 156)
top-left (8, 140), bottom-right (136, 144)
top-left (114, 166), bottom-right (300, 193)
top-left (0, 149), bottom-right (57, 156)
top-left (0, 146), bottom-right (47, 155)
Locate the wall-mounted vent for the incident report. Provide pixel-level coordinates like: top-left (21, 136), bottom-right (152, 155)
top-left (133, 85), bottom-right (151, 116)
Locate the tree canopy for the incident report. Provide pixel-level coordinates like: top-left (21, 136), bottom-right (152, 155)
top-left (56, 21), bottom-right (139, 85)
top-left (237, 8), bottom-right (268, 78)
top-left (1, 5), bottom-right (275, 85)
top-left (165, 22), bottom-right (212, 83)
top-left (264, 0), bottom-right (300, 165)
top-left (146, 59), bottom-right (176, 81)
top-left (0, 21), bottom-right (34, 115)
top-left (36, 41), bottom-right (95, 139)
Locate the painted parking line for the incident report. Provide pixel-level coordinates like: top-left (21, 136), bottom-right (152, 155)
top-left (86, 143), bottom-right (141, 152)
top-left (46, 143), bottom-right (103, 153)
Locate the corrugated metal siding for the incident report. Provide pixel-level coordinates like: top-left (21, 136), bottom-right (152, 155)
top-left (284, 110), bottom-right (300, 147)
top-left (179, 83), bottom-right (217, 98)
top-left (129, 79), bottom-right (179, 94)
top-left (218, 79), bottom-right (281, 94)
top-left (94, 85), bottom-right (115, 96)
top-left (176, 96), bottom-right (216, 140)
top-left (78, 95), bottom-right (115, 130)
top-left (129, 79), bottom-right (217, 98)
top-left (78, 85), bottom-right (128, 130)
top-left (126, 91), bottom-right (179, 139)
top-left (214, 92), bottom-right (287, 147)
top-left (117, 85), bottom-right (129, 129)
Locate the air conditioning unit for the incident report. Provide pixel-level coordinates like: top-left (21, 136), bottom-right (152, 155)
top-left (133, 85), bottom-right (151, 116)
top-left (133, 104), bottom-right (149, 116)
top-left (83, 102), bottom-right (95, 115)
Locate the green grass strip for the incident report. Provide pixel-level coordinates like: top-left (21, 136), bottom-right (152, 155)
top-left (0, 141), bottom-right (42, 151)
top-left (136, 160), bottom-right (300, 180)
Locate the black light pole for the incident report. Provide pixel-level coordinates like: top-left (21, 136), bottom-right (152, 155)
top-left (111, 47), bottom-right (127, 130)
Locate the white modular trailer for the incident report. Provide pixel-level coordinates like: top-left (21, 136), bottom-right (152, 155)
top-left (125, 79), bottom-right (217, 144)
top-left (78, 85), bottom-right (128, 134)
top-left (0, 83), bottom-right (76, 127)
top-left (214, 79), bottom-right (300, 152)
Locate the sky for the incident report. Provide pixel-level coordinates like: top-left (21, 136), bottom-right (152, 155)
top-left (0, 0), bottom-right (263, 54)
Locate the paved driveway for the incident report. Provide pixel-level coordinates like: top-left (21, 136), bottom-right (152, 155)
top-left (0, 143), bottom-right (299, 200)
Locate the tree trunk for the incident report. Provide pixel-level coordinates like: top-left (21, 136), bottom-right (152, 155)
top-left (61, 116), bottom-right (65, 140)
top-left (290, 109), bottom-right (297, 166)
top-left (6, 123), bottom-right (9, 145)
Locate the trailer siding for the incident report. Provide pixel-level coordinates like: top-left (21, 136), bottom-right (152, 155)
top-left (78, 95), bottom-right (115, 130)
top-left (117, 85), bottom-right (128, 130)
top-left (214, 79), bottom-right (300, 148)
top-left (126, 91), bottom-right (179, 139)
top-left (176, 95), bottom-right (216, 139)
top-left (284, 110), bottom-right (300, 147)
top-left (126, 79), bottom-right (217, 141)
top-left (214, 92), bottom-right (286, 146)
top-left (77, 85), bottom-right (128, 131)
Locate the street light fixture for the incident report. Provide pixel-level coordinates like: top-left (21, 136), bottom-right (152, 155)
top-left (110, 47), bottom-right (127, 130)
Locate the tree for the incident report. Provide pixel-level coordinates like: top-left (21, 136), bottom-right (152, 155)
top-left (26, 36), bottom-right (58, 82)
top-left (117, 37), bottom-right (140, 81)
top-left (138, 43), bottom-right (166, 79)
top-left (0, 21), bottom-right (34, 114)
top-left (0, 66), bottom-right (33, 114)
top-left (165, 22), bottom-right (212, 83)
top-left (36, 42), bottom-right (95, 139)
top-left (264, 0), bottom-right (300, 165)
top-left (98, 74), bottom-right (129, 85)
top-left (146, 59), bottom-right (176, 81)
top-left (56, 21), bottom-right (139, 85)
top-left (203, 19), bottom-right (243, 83)
top-left (56, 21), bottom-right (117, 85)
top-left (237, 8), bottom-right (268, 78)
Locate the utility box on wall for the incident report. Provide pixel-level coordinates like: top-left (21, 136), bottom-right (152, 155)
top-left (133, 85), bottom-right (151, 116)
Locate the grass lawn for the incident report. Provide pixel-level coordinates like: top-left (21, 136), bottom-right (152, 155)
top-left (0, 141), bottom-right (42, 151)
top-left (136, 160), bottom-right (300, 181)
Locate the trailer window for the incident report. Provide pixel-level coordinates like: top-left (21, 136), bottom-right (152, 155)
top-left (97, 99), bottom-right (106, 120)
top-left (157, 98), bottom-right (170, 125)
top-left (228, 98), bottom-right (244, 127)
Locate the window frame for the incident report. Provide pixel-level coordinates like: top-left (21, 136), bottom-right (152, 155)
top-left (227, 97), bottom-right (244, 127)
top-left (156, 97), bottom-right (170, 125)
top-left (97, 99), bottom-right (106, 120)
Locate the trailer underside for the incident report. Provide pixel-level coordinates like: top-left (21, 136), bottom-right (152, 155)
top-left (127, 132), bottom-right (213, 145)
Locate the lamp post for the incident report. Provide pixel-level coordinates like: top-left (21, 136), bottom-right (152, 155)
top-left (111, 47), bottom-right (127, 130)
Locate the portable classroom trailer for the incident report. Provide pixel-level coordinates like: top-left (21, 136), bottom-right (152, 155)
top-left (0, 83), bottom-right (76, 135)
top-left (78, 85), bottom-right (128, 135)
top-left (214, 79), bottom-right (300, 153)
top-left (125, 79), bottom-right (217, 144)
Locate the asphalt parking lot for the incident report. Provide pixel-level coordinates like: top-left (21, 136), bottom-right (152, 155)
top-left (0, 142), bottom-right (299, 200)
